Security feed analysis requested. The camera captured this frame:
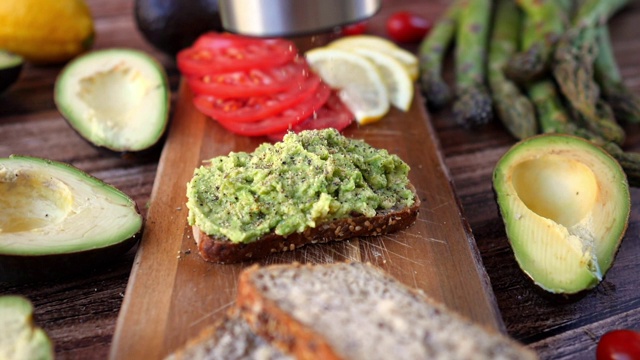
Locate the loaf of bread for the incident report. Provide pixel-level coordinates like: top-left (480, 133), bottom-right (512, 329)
top-left (165, 308), bottom-right (291, 360)
top-left (237, 262), bottom-right (538, 360)
top-left (186, 129), bottom-right (420, 264)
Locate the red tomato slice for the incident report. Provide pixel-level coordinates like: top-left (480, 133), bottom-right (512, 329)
top-left (267, 91), bottom-right (354, 141)
top-left (187, 57), bottom-right (310, 98)
top-left (193, 74), bottom-right (321, 123)
top-left (214, 82), bottom-right (332, 137)
top-left (177, 32), bottom-right (298, 76)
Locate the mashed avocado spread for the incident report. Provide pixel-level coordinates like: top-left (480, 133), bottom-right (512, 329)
top-left (186, 129), bottom-right (415, 244)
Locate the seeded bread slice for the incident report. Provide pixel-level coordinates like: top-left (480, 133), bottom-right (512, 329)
top-left (193, 189), bottom-right (420, 264)
top-left (237, 262), bottom-right (538, 360)
top-left (165, 307), bottom-right (292, 360)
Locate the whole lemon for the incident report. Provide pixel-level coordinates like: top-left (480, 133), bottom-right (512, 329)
top-left (0, 0), bottom-right (94, 64)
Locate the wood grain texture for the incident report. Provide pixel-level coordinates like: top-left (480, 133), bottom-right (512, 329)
top-left (1, 0), bottom-right (640, 359)
top-left (109, 82), bottom-right (504, 358)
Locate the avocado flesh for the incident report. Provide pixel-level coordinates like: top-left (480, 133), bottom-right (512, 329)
top-left (493, 134), bottom-right (630, 294)
top-left (0, 50), bottom-right (23, 93)
top-left (0, 296), bottom-right (53, 360)
top-left (54, 49), bottom-right (169, 152)
top-left (0, 156), bottom-right (142, 257)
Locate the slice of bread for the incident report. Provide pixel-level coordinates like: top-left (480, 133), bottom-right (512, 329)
top-left (193, 189), bottom-right (420, 264)
top-left (237, 262), bottom-right (538, 360)
top-left (187, 128), bottom-right (420, 264)
top-left (165, 307), bottom-right (292, 360)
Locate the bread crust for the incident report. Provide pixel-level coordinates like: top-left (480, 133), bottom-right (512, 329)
top-left (193, 190), bottom-right (420, 264)
top-left (237, 264), bottom-right (343, 360)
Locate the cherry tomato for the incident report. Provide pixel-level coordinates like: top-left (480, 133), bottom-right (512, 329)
top-left (386, 11), bottom-right (432, 43)
top-left (596, 329), bottom-right (640, 360)
top-left (215, 83), bottom-right (332, 137)
top-left (187, 57), bottom-right (310, 98)
top-left (268, 91), bottom-right (354, 141)
top-left (341, 21), bottom-right (368, 36)
top-left (177, 32), bottom-right (298, 76)
top-left (193, 74), bottom-right (321, 123)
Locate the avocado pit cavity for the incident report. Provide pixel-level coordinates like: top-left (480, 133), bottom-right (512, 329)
top-left (78, 63), bottom-right (149, 138)
top-left (0, 169), bottom-right (73, 233)
top-left (511, 154), bottom-right (597, 228)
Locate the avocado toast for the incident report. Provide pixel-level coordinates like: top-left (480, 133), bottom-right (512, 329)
top-left (186, 128), bottom-right (420, 263)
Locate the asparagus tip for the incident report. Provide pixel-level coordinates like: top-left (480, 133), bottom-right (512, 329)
top-left (505, 44), bottom-right (547, 83)
top-left (453, 86), bottom-right (494, 127)
top-left (421, 71), bottom-right (452, 110)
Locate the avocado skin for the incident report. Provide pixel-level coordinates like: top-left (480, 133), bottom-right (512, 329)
top-left (0, 232), bottom-right (140, 284)
top-left (0, 51), bottom-right (23, 94)
top-left (135, 0), bottom-right (223, 56)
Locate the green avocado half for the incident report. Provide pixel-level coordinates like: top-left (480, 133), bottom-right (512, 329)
top-left (0, 155), bottom-right (143, 283)
top-left (0, 295), bottom-right (53, 360)
top-left (493, 134), bottom-right (630, 295)
top-left (54, 49), bottom-right (170, 153)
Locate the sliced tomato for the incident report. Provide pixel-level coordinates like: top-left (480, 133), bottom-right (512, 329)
top-left (187, 57), bottom-right (310, 98)
top-left (267, 91), bottom-right (354, 141)
top-left (214, 83), bottom-right (332, 137)
top-left (193, 74), bottom-right (321, 123)
top-left (177, 32), bottom-right (298, 76)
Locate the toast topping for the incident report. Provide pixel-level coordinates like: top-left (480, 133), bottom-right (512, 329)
top-left (186, 129), bottom-right (414, 244)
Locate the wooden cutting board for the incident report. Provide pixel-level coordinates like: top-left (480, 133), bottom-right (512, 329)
top-left (109, 83), bottom-right (504, 359)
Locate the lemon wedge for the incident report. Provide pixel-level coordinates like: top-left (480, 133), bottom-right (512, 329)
top-left (328, 35), bottom-right (419, 81)
top-left (350, 47), bottom-right (414, 112)
top-left (305, 48), bottom-right (389, 125)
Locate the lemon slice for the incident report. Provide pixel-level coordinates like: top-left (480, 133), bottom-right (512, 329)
top-left (328, 35), bottom-right (419, 81)
top-left (305, 48), bottom-right (389, 125)
top-left (350, 47), bottom-right (413, 112)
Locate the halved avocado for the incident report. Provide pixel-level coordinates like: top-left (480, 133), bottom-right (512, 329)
top-left (54, 49), bottom-right (169, 152)
top-left (0, 155), bottom-right (143, 283)
top-left (493, 134), bottom-right (630, 295)
top-left (0, 50), bottom-right (23, 94)
top-left (0, 295), bottom-right (53, 360)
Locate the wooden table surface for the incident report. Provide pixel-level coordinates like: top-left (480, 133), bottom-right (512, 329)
top-left (1, 0), bottom-right (639, 359)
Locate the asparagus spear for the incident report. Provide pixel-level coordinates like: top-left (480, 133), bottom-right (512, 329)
top-left (452, 0), bottom-right (493, 127)
top-left (418, 3), bottom-right (459, 110)
top-left (488, 0), bottom-right (537, 139)
top-left (505, 0), bottom-right (571, 82)
top-left (552, 0), bottom-right (629, 145)
top-left (594, 25), bottom-right (640, 124)
top-left (528, 80), bottom-right (576, 134)
top-left (571, 0), bottom-right (629, 29)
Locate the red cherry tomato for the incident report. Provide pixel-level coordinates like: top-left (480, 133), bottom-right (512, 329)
top-left (187, 57), bottom-right (310, 98)
top-left (341, 21), bottom-right (368, 36)
top-left (192, 74), bottom-right (321, 123)
top-left (177, 32), bottom-right (298, 76)
top-left (386, 11), bottom-right (432, 43)
top-left (596, 329), bottom-right (640, 360)
top-left (216, 82), bottom-right (332, 137)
